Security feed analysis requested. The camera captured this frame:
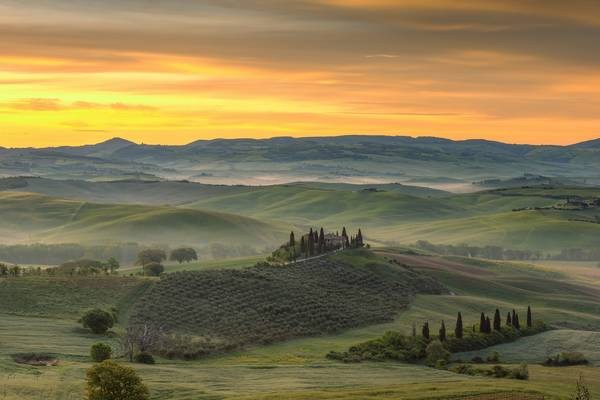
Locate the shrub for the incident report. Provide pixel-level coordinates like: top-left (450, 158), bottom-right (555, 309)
top-left (90, 343), bottom-right (112, 362)
top-left (143, 262), bottom-right (164, 277)
top-left (544, 352), bottom-right (588, 366)
top-left (86, 360), bottom-right (149, 400)
top-left (487, 351), bottom-right (500, 363)
top-left (134, 352), bottom-right (155, 364)
top-left (511, 363), bottom-right (529, 380)
top-left (81, 309), bottom-right (114, 334)
top-left (426, 340), bottom-right (450, 366)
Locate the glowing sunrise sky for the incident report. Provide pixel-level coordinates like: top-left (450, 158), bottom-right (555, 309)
top-left (1, 0), bottom-right (600, 147)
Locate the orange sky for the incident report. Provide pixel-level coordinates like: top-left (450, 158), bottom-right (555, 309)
top-left (1, 0), bottom-right (600, 147)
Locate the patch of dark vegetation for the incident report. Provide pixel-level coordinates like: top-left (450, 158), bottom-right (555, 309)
top-left (327, 308), bottom-right (545, 363)
top-left (543, 352), bottom-right (588, 367)
top-left (130, 250), bottom-right (446, 358)
top-left (12, 353), bottom-right (58, 366)
top-left (451, 363), bottom-right (529, 380)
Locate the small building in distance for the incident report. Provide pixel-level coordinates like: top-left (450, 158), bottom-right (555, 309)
top-left (324, 233), bottom-right (345, 249)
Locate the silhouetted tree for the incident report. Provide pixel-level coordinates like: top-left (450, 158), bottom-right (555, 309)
top-left (289, 231), bottom-right (296, 262)
top-left (479, 312), bottom-right (486, 333)
top-left (300, 236), bottom-right (306, 258)
top-left (527, 305), bottom-right (532, 328)
top-left (318, 228), bottom-right (325, 253)
top-left (357, 229), bottom-right (364, 247)
top-left (514, 312), bottom-right (521, 330)
top-left (439, 320), bottom-right (446, 341)
top-left (506, 312), bottom-right (512, 327)
top-left (422, 322), bottom-right (430, 340)
top-left (493, 309), bottom-right (501, 331)
top-left (485, 316), bottom-right (492, 334)
top-left (455, 312), bottom-right (463, 339)
top-left (136, 249), bottom-right (166, 267)
top-left (169, 248), bottom-right (197, 264)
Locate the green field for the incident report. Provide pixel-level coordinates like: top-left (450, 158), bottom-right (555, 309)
top-left (1, 249), bottom-right (599, 399)
top-left (0, 191), bottom-right (289, 247)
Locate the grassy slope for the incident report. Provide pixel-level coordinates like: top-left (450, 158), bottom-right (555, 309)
top-left (0, 191), bottom-right (289, 246)
top-left (2, 251), bottom-right (600, 399)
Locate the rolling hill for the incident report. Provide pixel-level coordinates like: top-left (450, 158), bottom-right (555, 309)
top-left (0, 191), bottom-right (288, 247)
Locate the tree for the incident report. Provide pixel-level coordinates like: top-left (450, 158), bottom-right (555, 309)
top-left (86, 360), bottom-right (149, 400)
top-left (81, 309), bottom-right (114, 334)
top-left (422, 321), bottom-right (430, 340)
top-left (527, 305), bottom-right (532, 328)
top-left (136, 249), bottom-right (166, 267)
top-left (289, 231), bottom-right (296, 262)
top-left (439, 320), bottom-right (446, 342)
top-left (169, 248), bottom-right (198, 264)
top-left (143, 262), bottom-right (164, 277)
top-left (425, 340), bottom-right (450, 367)
top-left (485, 316), bottom-right (492, 334)
top-left (512, 309), bottom-right (517, 327)
top-left (455, 312), bottom-right (463, 339)
top-left (357, 229), bottom-right (364, 247)
top-left (0, 263), bottom-right (8, 277)
top-left (104, 257), bottom-right (120, 274)
top-left (120, 323), bottom-right (165, 362)
top-left (514, 312), bottom-right (521, 330)
top-left (318, 228), bottom-right (325, 253)
top-left (506, 312), bottom-right (512, 327)
top-left (300, 236), bottom-right (306, 258)
top-left (91, 343), bottom-right (112, 362)
top-left (493, 309), bottom-right (501, 331)
top-left (308, 230), bottom-right (315, 256)
top-left (479, 312), bottom-right (486, 333)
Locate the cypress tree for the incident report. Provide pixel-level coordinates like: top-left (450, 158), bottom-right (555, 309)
top-left (493, 309), bottom-right (501, 331)
top-left (319, 228), bottom-right (325, 252)
top-left (289, 231), bottom-right (296, 261)
top-left (485, 316), bottom-right (492, 334)
top-left (455, 312), bottom-right (463, 339)
top-left (527, 305), bottom-right (532, 328)
top-left (479, 312), bottom-right (486, 333)
top-left (308, 230), bottom-right (315, 256)
top-left (300, 236), bottom-right (306, 258)
top-left (439, 320), bottom-right (446, 341)
top-left (506, 312), bottom-right (512, 327)
top-left (422, 322), bottom-right (430, 340)
top-left (357, 229), bottom-right (364, 246)
top-left (512, 309), bottom-right (517, 328)
top-left (514, 313), bottom-right (520, 330)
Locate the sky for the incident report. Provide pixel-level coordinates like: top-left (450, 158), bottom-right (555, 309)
top-left (1, 0), bottom-right (600, 147)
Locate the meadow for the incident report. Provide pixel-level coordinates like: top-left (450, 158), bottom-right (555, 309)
top-left (1, 249), bottom-right (599, 399)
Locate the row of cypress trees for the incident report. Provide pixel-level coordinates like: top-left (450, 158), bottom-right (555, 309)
top-left (419, 306), bottom-right (533, 340)
top-left (289, 227), bottom-right (364, 260)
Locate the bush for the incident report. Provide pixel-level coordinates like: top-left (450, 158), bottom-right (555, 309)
top-left (426, 340), bottom-right (450, 366)
top-left (81, 309), bottom-right (114, 334)
top-left (134, 352), bottom-right (155, 364)
top-left (143, 262), bottom-right (164, 277)
top-left (487, 351), bottom-right (500, 363)
top-left (90, 343), bottom-right (112, 362)
top-left (544, 352), bottom-right (588, 366)
top-left (86, 360), bottom-right (149, 400)
top-left (511, 363), bottom-right (529, 380)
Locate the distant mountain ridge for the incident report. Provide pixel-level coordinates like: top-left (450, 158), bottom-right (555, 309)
top-left (1, 135), bottom-right (600, 187)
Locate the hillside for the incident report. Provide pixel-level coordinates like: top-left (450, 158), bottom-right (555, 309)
top-left (4, 135), bottom-right (600, 185)
top-left (129, 250), bottom-right (446, 355)
top-left (0, 191), bottom-right (288, 247)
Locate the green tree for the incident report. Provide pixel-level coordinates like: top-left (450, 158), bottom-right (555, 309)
top-left (425, 340), bottom-right (450, 366)
top-left (318, 228), bottom-right (325, 253)
top-left (81, 309), bottom-right (114, 334)
top-left (86, 360), bottom-right (149, 400)
top-left (169, 248), bottom-right (198, 264)
top-left (136, 249), bottom-right (166, 267)
top-left (90, 343), bottom-right (112, 362)
top-left (105, 257), bottom-right (120, 274)
top-left (439, 320), bottom-right (446, 342)
top-left (493, 309), bottom-right (501, 331)
top-left (143, 262), bottom-right (164, 277)
top-left (527, 305), bottom-right (532, 328)
top-left (506, 312), bottom-right (512, 327)
top-left (289, 231), bottom-right (296, 262)
top-left (514, 312), bottom-right (521, 330)
top-left (479, 312), bottom-right (486, 333)
top-left (357, 229), bottom-right (364, 247)
top-left (422, 321), bottom-right (430, 340)
top-left (300, 236), bottom-right (306, 258)
top-left (455, 312), bottom-right (463, 339)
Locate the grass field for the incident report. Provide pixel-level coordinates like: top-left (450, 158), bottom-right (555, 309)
top-left (0, 191), bottom-right (289, 247)
top-left (1, 249), bottom-right (599, 399)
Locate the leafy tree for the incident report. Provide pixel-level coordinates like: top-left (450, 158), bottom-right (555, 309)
top-left (493, 309), bottom-right (501, 331)
top-left (143, 262), bottom-right (164, 277)
top-left (527, 305), bottom-right (532, 328)
top-left (422, 321), bottom-right (430, 340)
top-left (105, 257), bottom-right (120, 274)
top-left (455, 312), bottom-right (463, 339)
top-left (426, 340), bottom-right (450, 366)
top-left (91, 343), bottom-right (112, 362)
top-left (439, 320), bottom-right (446, 342)
top-left (169, 248), bottom-right (197, 264)
top-left (81, 309), bottom-right (114, 334)
top-left (134, 352), bottom-right (155, 364)
top-left (86, 360), bottom-right (149, 400)
top-left (136, 249), bottom-right (166, 266)
top-left (0, 263), bottom-right (8, 276)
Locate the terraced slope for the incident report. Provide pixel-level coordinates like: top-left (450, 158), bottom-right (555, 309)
top-left (130, 250), bottom-right (446, 355)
